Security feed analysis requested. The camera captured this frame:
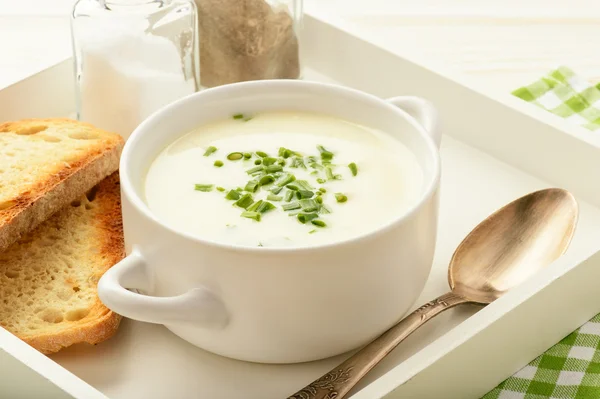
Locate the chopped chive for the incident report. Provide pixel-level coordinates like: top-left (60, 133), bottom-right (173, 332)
top-left (254, 159), bottom-right (262, 165)
top-left (286, 183), bottom-right (299, 191)
top-left (241, 211), bottom-right (261, 221)
top-left (348, 162), bottom-right (358, 176)
top-left (297, 213), bottom-right (319, 224)
top-left (234, 194), bottom-right (254, 209)
top-left (259, 175), bottom-right (275, 186)
top-left (309, 229), bottom-right (317, 234)
top-left (267, 194), bottom-right (282, 201)
top-left (295, 180), bottom-right (314, 190)
top-left (256, 151), bottom-right (268, 158)
top-left (317, 145), bottom-right (334, 161)
top-left (243, 152), bottom-right (252, 159)
top-left (278, 159), bottom-right (286, 166)
top-left (335, 193), bottom-right (348, 203)
top-left (315, 196), bottom-right (323, 204)
top-left (318, 187), bottom-right (327, 193)
top-left (317, 178), bottom-right (326, 184)
top-left (319, 204), bottom-right (332, 214)
top-left (263, 157), bottom-right (277, 166)
top-left (278, 147), bottom-right (294, 158)
top-left (227, 152), bottom-right (244, 161)
top-left (297, 190), bottom-right (314, 199)
top-left (203, 146), bottom-right (217, 156)
top-left (284, 190), bottom-right (294, 202)
top-left (291, 156), bottom-right (306, 169)
top-left (270, 186), bottom-right (284, 195)
top-left (216, 186), bottom-right (226, 192)
top-left (310, 162), bottom-right (324, 170)
top-left (257, 201), bottom-right (276, 214)
top-left (325, 166), bottom-right (335, 180)
top-left (235, 187), bottom-right (243, 192)
top-left (244, 180), bottom-right (259, 193)
top-left (282, 202), bottom-right (301, 211)
top-left (311, 219), bottom-right (327, 228)
top-left (194, 184), bottom-right (213, 192)
top-left (226, 190), bottom-right (241, 200)
top-left (233, 114), bottom-right (245, 120)
top-left (310, 170), bottom-right (318, 175)
top-left (266, 165), bottom-right (283, 173)
top-left (214, 160), bottom-right (224, 167)
top-left (275, 173), bottom-right (296, 187)
top-left (246, 165), bottom-right (264, 174)
top-left (299, 199), bottom-right (319, 212)
top-left (247, 200), bottom-right (263, 212)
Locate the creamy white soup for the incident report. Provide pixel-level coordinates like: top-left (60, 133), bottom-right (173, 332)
top-left (144, 111), bottom-right (424, 248)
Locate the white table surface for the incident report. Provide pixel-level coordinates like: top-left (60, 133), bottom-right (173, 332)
top-left (2, 0), bottom-right (600, 95)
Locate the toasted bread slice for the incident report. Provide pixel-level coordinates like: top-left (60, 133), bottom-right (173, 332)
top-left (0, 118), bottom-right (123, 252)
top-left (0, 172), bottom-right (124, 354)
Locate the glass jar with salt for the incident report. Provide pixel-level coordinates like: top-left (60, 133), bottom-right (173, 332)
top-left (195, 0), bottom-right (303, 88)
top-left (71, 0), bottom-right (199, 139)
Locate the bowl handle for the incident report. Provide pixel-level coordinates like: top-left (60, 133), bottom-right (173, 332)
top-left (97, 250), bottom-right (229, 328)
top-left (387, 96), bottom-right (441, 147)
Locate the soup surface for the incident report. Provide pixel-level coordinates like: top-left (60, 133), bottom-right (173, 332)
top-left (144, 111), bottom-right (424, 247)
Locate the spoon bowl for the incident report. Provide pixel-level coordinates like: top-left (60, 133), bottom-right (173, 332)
top-left (449, 188), bottom-right (578, 304)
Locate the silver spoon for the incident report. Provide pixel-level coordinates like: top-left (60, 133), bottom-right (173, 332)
top-left (288, 188), bottom-right (578, 399)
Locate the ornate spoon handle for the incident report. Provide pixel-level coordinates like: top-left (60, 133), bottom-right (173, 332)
top-left (287, 291), bottom-right (468, 399)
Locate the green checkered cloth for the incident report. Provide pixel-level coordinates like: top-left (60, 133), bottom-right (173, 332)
top-left (482, 68), bottom-right (600, 398)
top-left (512, 66), bottom-right (600, 131)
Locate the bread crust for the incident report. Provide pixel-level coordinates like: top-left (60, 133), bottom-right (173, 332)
top-left (5, 172), bottom-right (125, 354)
top-left (0, 118), bottom-right (124, 252)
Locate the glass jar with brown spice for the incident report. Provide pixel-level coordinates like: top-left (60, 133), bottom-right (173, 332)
top-left (195, 0), bottom-right (303, 88)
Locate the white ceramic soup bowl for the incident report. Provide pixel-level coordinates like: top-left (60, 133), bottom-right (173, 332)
top-left (97, 80), bottom-right (441, 364)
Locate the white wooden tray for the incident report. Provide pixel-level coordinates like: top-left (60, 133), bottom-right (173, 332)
top-left (2, 11), bottom-right (600, 399)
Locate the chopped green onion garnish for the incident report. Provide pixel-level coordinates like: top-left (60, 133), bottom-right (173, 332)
top-left (246, 165), bottom-right (264, 174)
top-left (335, 193), bottom-right (348, 203)
top-left (257, 201), bottom-right (276, 214)
top-left (225, 190), bottom-right (241, 200)
top-left (233, 114), bottom-right (245, 120)
top-left (317, 178), bottom-right (326, 184)
top-left (266, 165), bottom-right (283, 173)
top-left (291, 156), bottom-right (306, 169)
top-left (235, 187), bottom-right (243, 192)
top-left (295, 180), bottom-right (314, 190)
top-left (241, 211), bottom-right (261, 221)
top-left (243, 152), bottom-right (252, 159)
top-left (254, 159), bottom-right (262, 165)
top-left (348, 162), bottom-right (358, 176)
top-left (259, 175), bottom-right (275, 186)
top-left (319, 204), bottom-right (332, 214)
top-left (203, 146), bottom-right (217, 156)
top-left (244, 180), bottom-right (259, 193)
top-left (267, 194), bottom-right (282, 201)
top-left (234, 194), bottom-right (254, 209)
top-left (286, 183), bottom-right (299, 191)
top-left (297, 190), bottom-right (314, 199)
top-left (256, 151), bottom-right (268, 158)
top-left (310, 170), bottom-right (318, 175)
top-left (309, 229), bottom-right (317, 234)
top-left (284, 190), bottom-right (294, 202)
top-left (317, 145), bottom-right (334, 161)
top-left (262, 157), bottom-right (277, 166)
top-left (194, 184), bottom-right (213, 192)
top-left (278, 159), bottom-right (286, 166)
top-left (318, 187), bottom-right (327, 193)
top-left (214, 160), bottom-right (224, 167)
top-left (278, 147), bottom-right (294, 158)
top-left (227, 152), bottom-right (244, 161)
top-left (315, 196), bottom-right (323, 204)
top-left (270, 186), bottom-right (284, 195)
top-left (216, 186), bottom-right (226, 192)
top-left (247, 200), bottom-right (263, 212)
top-left (275, 173), bottom-right (296, 187)
top-left (282, 202), bottom-right (301, 211)
top-left (297, 213), bottom-right (318, 224)
top-left (325, 166), bottom-right (335, 180)
top-left (299, 199), bottom-right (319, 212)
top-left (311, 219), bottom-right (327, 228)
